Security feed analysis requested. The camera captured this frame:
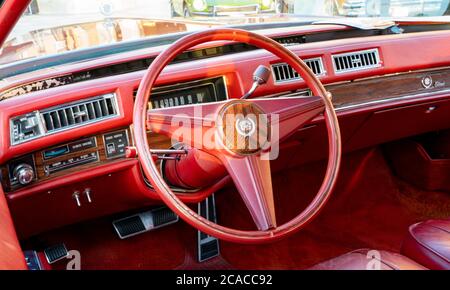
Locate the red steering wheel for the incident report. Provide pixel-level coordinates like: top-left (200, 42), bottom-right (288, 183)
top-left (133, 28), bottom-right (341, 244)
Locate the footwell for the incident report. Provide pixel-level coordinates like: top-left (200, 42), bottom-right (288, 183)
top-left (21, 147), bottom-right (449, 269)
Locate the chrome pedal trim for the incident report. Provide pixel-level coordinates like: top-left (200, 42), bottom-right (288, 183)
top-left (197, 194), bottom-right (220, 262)
top-left (44, 243), bottom-right (69, 264)
top-left (112, 207), bottom-right (179, 239)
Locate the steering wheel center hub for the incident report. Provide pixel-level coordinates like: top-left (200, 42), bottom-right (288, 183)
top-left (235, 117), bottom-right (256, 137)
top-left (216, 100), bottom-right (270, 156)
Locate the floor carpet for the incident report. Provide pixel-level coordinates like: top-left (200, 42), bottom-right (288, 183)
top-left (22, 147), bottom-right (450, 269)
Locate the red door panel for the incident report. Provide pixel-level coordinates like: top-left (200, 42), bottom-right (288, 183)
top-left (0, 186), bottom-right (27, 269)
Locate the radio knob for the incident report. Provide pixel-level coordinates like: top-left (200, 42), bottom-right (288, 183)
top-left (13, 164), bottom-right (35, 185)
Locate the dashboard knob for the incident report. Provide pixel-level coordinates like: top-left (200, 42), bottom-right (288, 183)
top-left (13, 164), bottom-right (35, 185)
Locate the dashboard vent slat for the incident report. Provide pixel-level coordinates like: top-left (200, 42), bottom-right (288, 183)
top-left (332, 48), bottom-right (381, 74)
top-left (271, 57), bottom-right (325, 83)
top-left (50, 112), bottom-right (61, 129)
top-left (86, 103), bottom-right (95, 120)
top-left (58, 110), bottom-right (68, 127)
top-left (65, 108), bottom-right (75, 125)
top-left (41, 93), bottom-right (118, 134)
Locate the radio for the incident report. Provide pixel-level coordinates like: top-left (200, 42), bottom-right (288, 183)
top-left (44, 152), bottom-right (99, 176)
top-left (42, 137), bottom-right (97, 160)
top-left (3, 128), bottom-right (130, 192)
top-left (41, 137), bottom-right (99, 176)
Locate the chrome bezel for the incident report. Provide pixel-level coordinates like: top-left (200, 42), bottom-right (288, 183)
top-left (332, 48), bottom-right (382, 74)
top-left (9, 111), bottom-right (46, 146)
top-left (102, 129), bottom-right (131, 160)
top-left (271, 57), bottom-right (327, 84)
top-left (10, 93), bottom-right (120, 146)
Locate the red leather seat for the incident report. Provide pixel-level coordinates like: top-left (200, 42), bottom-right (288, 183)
top-left (401, 219), bottom-right (450, 270)
top-left (309, 249), bottom-right (427, 270)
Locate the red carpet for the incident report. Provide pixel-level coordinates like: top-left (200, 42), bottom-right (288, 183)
top-left (217, 147), bottom-right (450, 269)
top-left (21, 147), bottom-right (450, 269)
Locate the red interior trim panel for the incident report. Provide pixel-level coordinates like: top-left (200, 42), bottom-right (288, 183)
top-left (1, 26), bottom-right (450, 239)
top-left (0, 186), bottom-right (27, 269)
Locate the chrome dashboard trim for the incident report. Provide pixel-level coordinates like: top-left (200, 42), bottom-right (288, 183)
top-left (150, 82), bottom-right (218, 109)
top-left (9, 111), bottom-right (47, 146)
top-left (147, 76), bottom-right (229, 109)
top-left (40, 93), bottom-right (120, 132)
top-left (270, 57), bottom-right (327, 85)
top-left (9, 93), bottom-right (120, 146)
top-left (332, 48), bottom-right (382, 75)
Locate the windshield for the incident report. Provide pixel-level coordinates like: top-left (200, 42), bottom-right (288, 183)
top-left (2, 0), bottom-right (450, 65)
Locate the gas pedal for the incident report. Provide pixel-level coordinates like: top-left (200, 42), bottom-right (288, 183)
top-left (197, 194), bottom-right (220, 262)
top-left (44, 243), bottom-right (69, 264)
top-left (113, 207), bottom-right (179, 239)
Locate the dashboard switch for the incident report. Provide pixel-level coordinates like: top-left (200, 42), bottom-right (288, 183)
top-left (103, 130), bottom-right (129, 159)
top-left (10, 112), bottom-right (44, 145)
top-left (107, 143), bottom-right (116, 154)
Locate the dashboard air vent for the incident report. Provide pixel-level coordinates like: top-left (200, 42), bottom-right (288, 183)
top-left (41, 93), bottom-right (118, 133)
top-left (332, 48), bottom-right (381, 74)
top-left (271, 57), bottom-right (325, 83)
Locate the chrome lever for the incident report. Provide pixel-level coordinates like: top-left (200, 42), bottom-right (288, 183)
top-left (242, 65), bottom-right (271, 99)
top-left (125, 146), bottom-right (187, 158)
top-left (73, 192), bottom-right (81, 207)
top-left (83, 188), bottom-right (92, 203)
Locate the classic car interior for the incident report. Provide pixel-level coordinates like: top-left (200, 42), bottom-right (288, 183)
top-left (0, 0), bottom-right (449, 270)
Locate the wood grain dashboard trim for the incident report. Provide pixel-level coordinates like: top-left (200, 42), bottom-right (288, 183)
top-left (2, 127), bottom-right (131, 192)
top-left (1, 126), bottom-right (174, 193)
top-left (329, 67), bottom-right (450, 108)
top-left (273, 67), bottom-right (450, 110)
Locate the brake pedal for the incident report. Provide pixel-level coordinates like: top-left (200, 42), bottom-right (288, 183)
top-left (197, 194), bottom-right (220, 262)
top-left (44, 243), bottom-right (69, 264)
top-left (113, 207), bottom-right (178, 239)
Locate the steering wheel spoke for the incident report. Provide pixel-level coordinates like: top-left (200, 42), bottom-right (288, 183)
top-left (219, 154), bottom-right (276, 231)
top-left (147, 101), bottom-right (226, 149)
top-left (249, 96), bottom-right (325, 142)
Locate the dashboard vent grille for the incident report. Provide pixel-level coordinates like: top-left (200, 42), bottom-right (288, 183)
top-left (271, 58), bottom-right (325, 83)
top-left (332, 48), bottom-right (381, 74)
top-left (41, 93), bottom-right (118, 133)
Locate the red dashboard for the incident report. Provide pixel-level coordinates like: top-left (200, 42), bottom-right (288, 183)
top-left (1, 26), bottom-right (450, 238)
